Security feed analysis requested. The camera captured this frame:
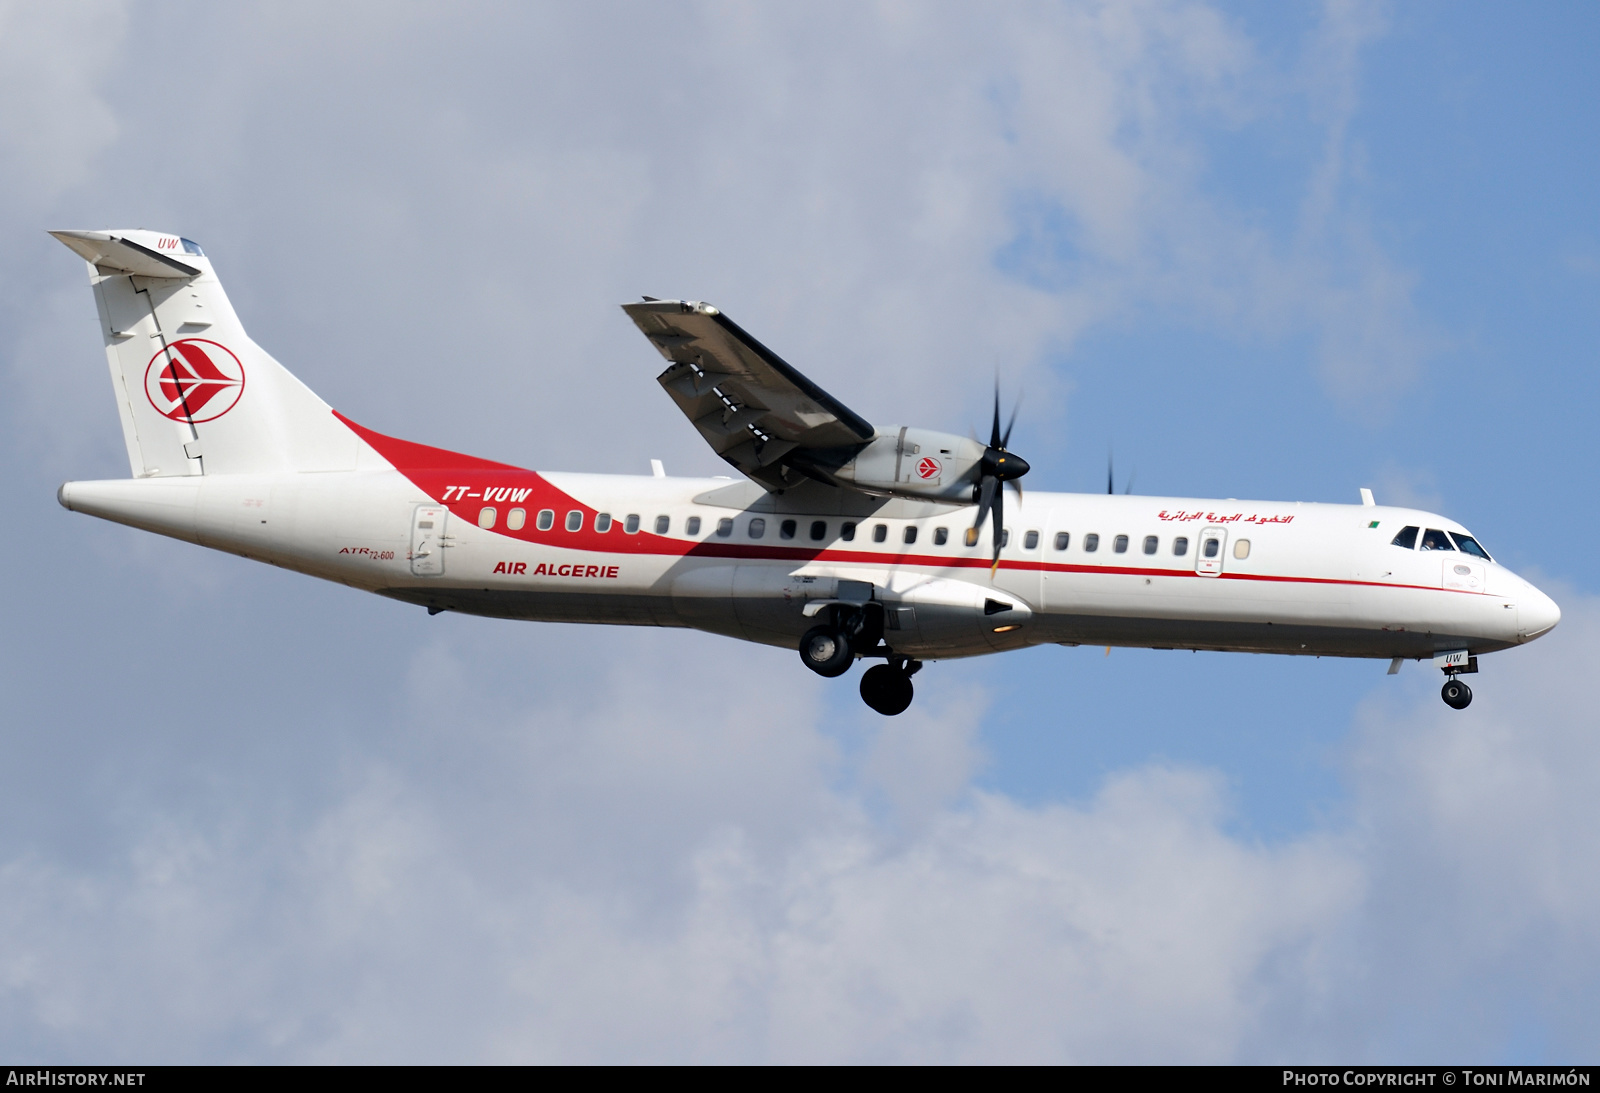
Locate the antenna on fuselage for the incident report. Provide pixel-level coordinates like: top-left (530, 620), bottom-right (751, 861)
top-left (1106, 451), bottom-right (1135, 495)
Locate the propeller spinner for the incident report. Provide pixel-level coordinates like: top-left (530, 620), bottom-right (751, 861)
top-left (970, 386), bottom-right (1030, 574)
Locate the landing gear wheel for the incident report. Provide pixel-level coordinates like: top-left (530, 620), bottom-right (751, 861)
top-left (799, 625), bottom-right (854, 678)
top-left (1441, 678), bottom-right (1473, 710)
top-left (860, 664), bottom-right (914, 715)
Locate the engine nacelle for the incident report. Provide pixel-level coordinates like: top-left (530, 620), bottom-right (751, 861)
top-left (827, 427), bottom-right (985, 502)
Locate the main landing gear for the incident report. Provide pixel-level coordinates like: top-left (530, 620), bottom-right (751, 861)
top-left (1439, 655), bottom-right (1479, 710)
top-left (799, 624), bottom-right (854, 678)
top-left (798, 604), bottom-right (921, 715)
top-left (860, 659), bottom-right (920, 716)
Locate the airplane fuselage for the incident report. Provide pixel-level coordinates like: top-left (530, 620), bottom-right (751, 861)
top-left (58, 414), bottom-right (1558, 665)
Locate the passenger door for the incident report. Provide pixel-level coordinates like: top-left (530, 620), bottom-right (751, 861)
top-left (1196, 526), bottom-right (1227, 577)
top-left (410, 505), bottom-right (448, 576)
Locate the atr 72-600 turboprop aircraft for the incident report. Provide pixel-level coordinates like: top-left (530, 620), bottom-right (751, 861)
top-left (52, 229), bottom-right (1560, 715)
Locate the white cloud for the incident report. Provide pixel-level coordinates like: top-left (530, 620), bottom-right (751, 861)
top-left (1, 599), bottom-right (1595, 1062)
top-left (0, 0), bottom-right (126, 202)
top-left (8, 0), bottom-right (1432, 484)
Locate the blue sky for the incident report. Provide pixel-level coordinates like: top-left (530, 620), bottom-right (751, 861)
top-left (1, 0), bottom-right (1597, 1063)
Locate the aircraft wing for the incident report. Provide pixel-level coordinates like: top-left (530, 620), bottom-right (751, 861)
top-left (622, 299), bottom-right (875, 490)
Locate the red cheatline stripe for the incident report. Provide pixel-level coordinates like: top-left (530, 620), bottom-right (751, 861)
top-left (334, 409), bottom-right (1476, 597)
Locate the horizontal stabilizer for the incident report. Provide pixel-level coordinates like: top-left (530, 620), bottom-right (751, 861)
top-left (50, 230), bottom-right (200, 279)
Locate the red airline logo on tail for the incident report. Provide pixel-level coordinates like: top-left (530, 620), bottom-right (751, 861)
top-left (145, 339), bottom-right (245, 422)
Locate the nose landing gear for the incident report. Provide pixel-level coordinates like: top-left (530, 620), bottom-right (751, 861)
top-left (1439, 654), bottom-right (1478, 710)
top-left (1442, 677), bottom-right (1473, 710)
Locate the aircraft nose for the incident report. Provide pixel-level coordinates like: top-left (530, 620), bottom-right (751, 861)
top-left (1520, 585), bottom-right (1561, 642)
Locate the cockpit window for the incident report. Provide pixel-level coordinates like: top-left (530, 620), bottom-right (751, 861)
top-left (1391, 526), bottom-right (1419, 550)
top-left (1420, 528), bottom-right (1455, 551)
top-left (180, 238), bottom-right (205, 256)
top-left (1449, 532), bottom-right (1492, 560)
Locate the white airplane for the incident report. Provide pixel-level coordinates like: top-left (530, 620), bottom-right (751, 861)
top-left (51, 229), bottom-right (1560, 715)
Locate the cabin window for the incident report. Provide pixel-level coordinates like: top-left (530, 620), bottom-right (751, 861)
top-left (1143, 535), bottom-right (1158, 555)
top-left (810, 520), bottom-right (827, 541)
top-left (653, 515), bottom-right (668, 534)
top-left (565, 510), bottom-right (583, 532)
top-left (1173, 537), bottom-right (1188, 556)
top-left (1024, 530), bottom-right (1040, 550)
top-left (685, 516), bottom-right (701, 536)
top-left (748, 517), bottom-right (766, 539)
top-left (965, 527), bottom-right (980, 547)
top-left (1450, 532), bottom-right (1492, 560)
top-left (1203, 538), bottom-right (1220, 558)
top-left (1084, 533), bottom-right (1100, 552)
top-left (780, 519), bottom-right (797, 540)
top-left (1420, 528), bottom-right (1455, 552)
top-left (1114, 534), bottom-right (1129, 553)
top-left (1391, 526), bottom-right (1419, 550)
top-left (536, 509), bottom-right (555, 531)
top-left (873, 524), bottom-right (888, 543)
top-left (904, 526), bottom-right (918, 545)
top-left (1001, 529), bottom-right (1011, 548)
top-left (716, 518), bottom-right (733, 538)
top-left (506, 508), bottom-right (526, 531)
top-left (841, 522), bottom-right (856, 541)
top-left (1054, 532), bottom-right (1070, 551)
top-left (595, 513), bottom-right (612, 533)
top-left (934, 527), bottom-right (949, 546)
top-left (1233, 539), bottom-right (1251, 560)
top-left (478, 507), bottom-right (497, 529)
top-left (624, 514), bottom-right (640, 534)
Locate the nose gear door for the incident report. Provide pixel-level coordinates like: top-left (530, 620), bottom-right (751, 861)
top-left (1196, 526), bottom-right (1227, 577)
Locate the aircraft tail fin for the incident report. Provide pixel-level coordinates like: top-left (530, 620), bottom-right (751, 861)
top-left (52, 229), bottom-right (358, 477)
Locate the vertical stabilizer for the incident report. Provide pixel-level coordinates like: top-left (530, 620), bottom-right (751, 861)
top-left (52, 229), bottom-right (358, 477)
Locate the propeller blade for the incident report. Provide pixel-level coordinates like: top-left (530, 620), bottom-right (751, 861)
top-left (991, 481), bottom-right (1005, 574)
top-left (1000, 392), bottom-right (1021, 450)
top-left (972, 475), bottom-right (998, 531)
top-left (1123, 470), bottom-right (1136, 495)
top-left (975, 381), bottom-right (1025, 574)
top-left (1107, 452), bottom-right (1114, 495)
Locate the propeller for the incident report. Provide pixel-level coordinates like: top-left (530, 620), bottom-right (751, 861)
top-left (970, 384), bottom-right (1030, 575)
